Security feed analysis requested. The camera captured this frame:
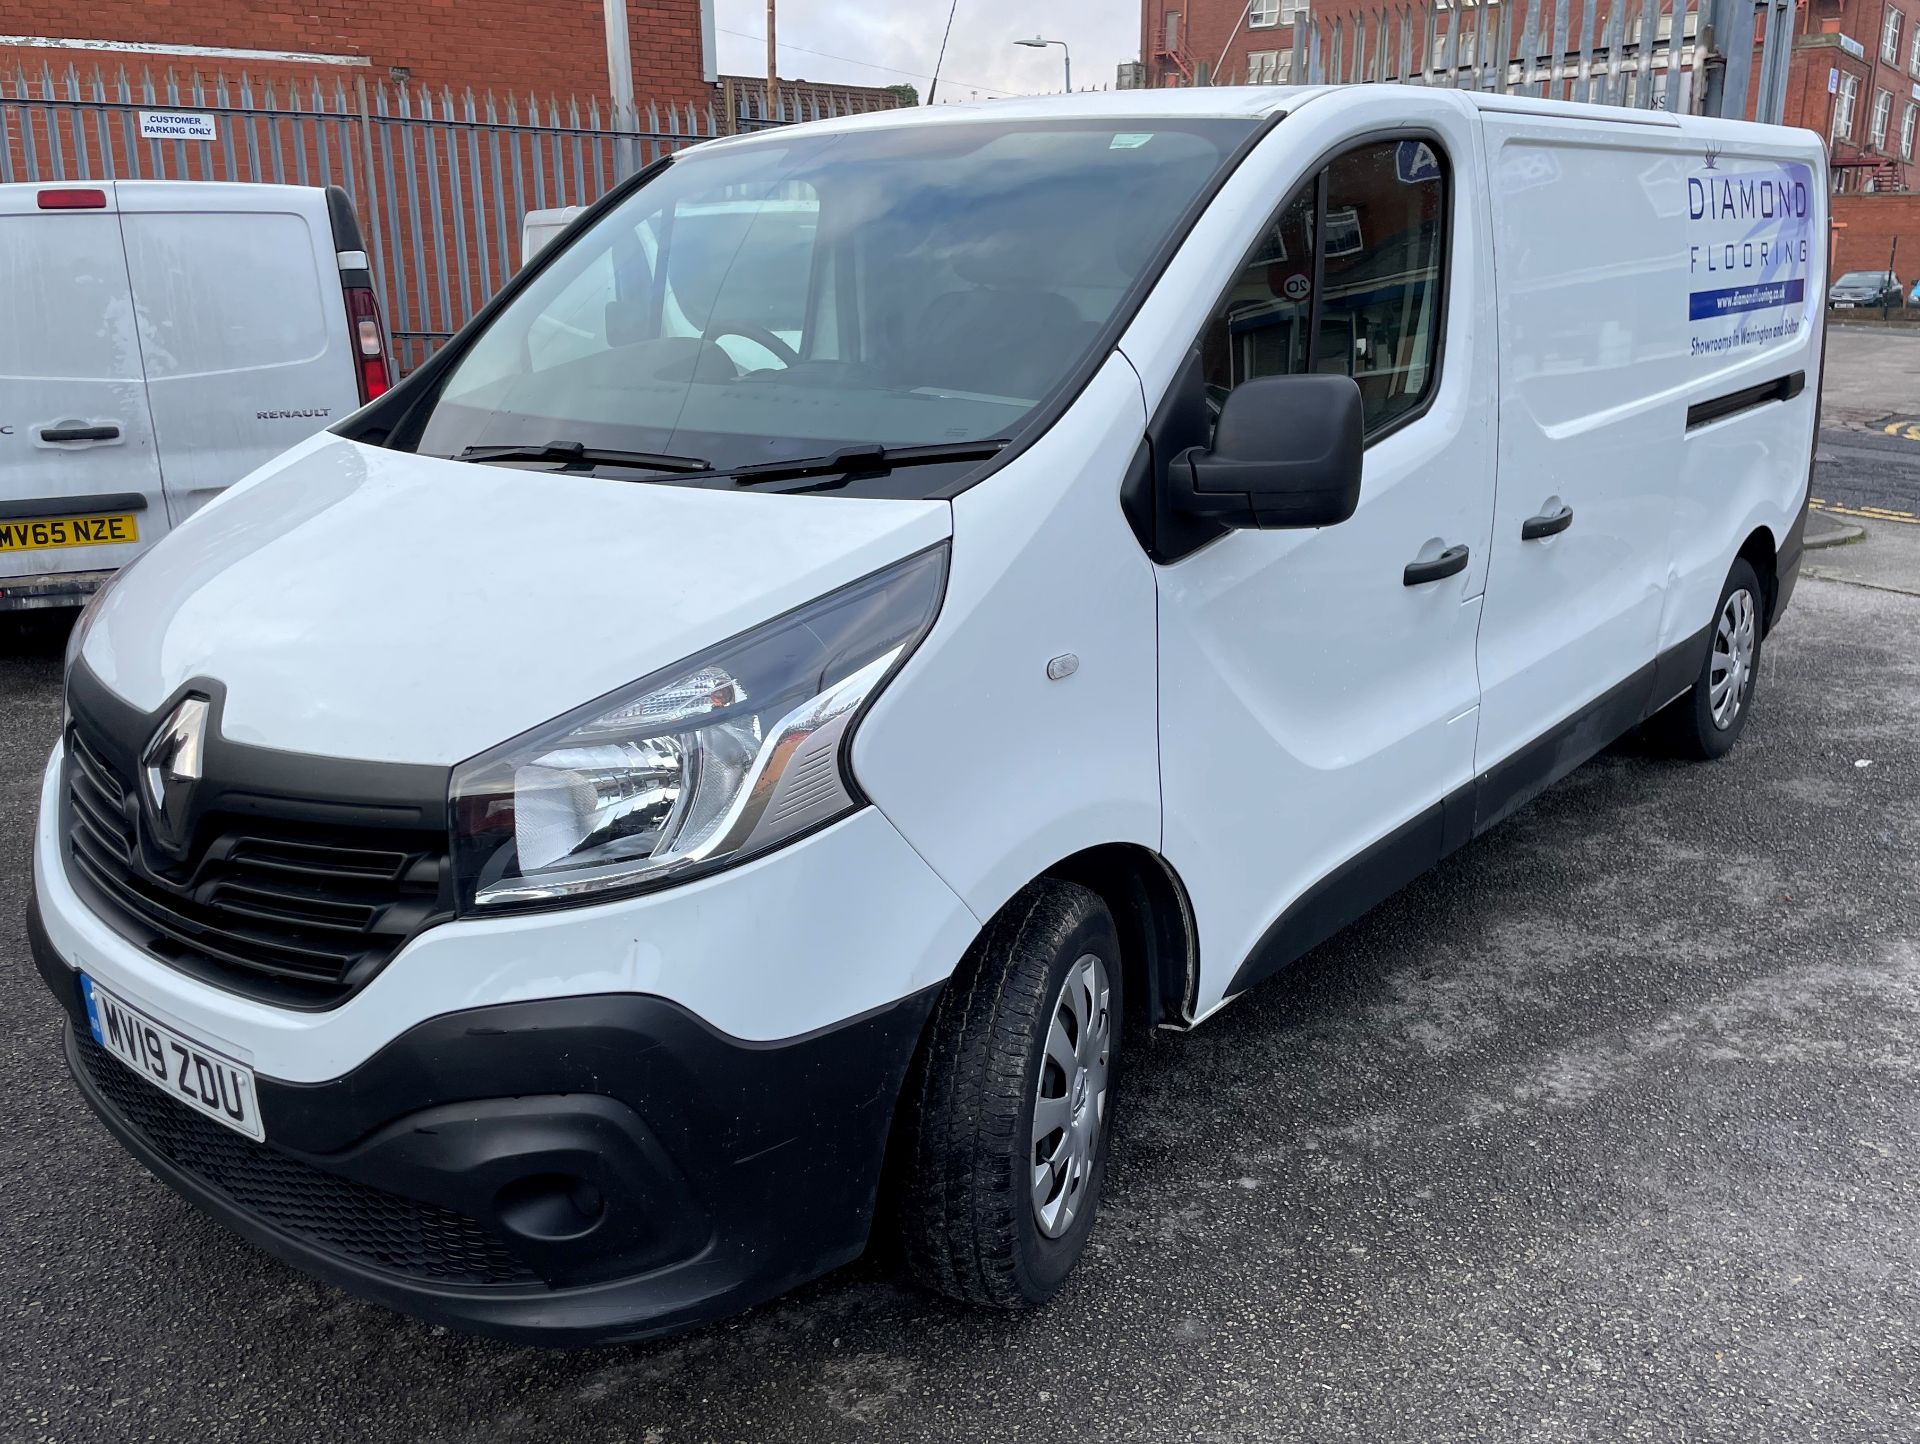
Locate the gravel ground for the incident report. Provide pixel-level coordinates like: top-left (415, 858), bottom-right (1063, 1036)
top-left (2, 568), bottom-right (1917, 1443)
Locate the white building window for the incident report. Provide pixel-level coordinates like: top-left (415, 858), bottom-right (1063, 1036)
top-left (1275, 50), bottom-right (1294, 81)
top-left (1872, 87), bottom-right (1893, 147)
top-left (1886, 8), bottom-right (1905, 64)
top-left (1247, 49), bottom-right (1278, 81)
top-left (1279, 0), bottom-right (1308, 21)
top-left (1250, 0), bottom-right (1281, 26)
top-left (1835, 72), bottom-right (1859, 139)
top-left (1905, 102), bottom-right (1919, 158)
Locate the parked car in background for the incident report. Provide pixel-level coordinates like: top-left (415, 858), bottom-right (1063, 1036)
top-left (33, 86), bottom-right (1822, 1346)
top-left (1827, 269), bottom-right (1902, 308)
top-left (0, 181), bottom-right (391, 611)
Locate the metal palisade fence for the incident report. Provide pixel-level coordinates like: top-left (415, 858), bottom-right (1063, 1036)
top-left (0, 65), bottom-right (894, 373)
top-left (1217, 0), bottom-right (1794, 124)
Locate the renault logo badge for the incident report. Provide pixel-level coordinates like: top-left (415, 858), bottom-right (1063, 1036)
top-left (142, 696), bottom-right (210, 842)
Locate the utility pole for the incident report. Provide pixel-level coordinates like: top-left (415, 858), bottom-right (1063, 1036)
top-left (603, 0), bottom-right (638, 175)
top-left (766, 0), bottom-right (779, 121)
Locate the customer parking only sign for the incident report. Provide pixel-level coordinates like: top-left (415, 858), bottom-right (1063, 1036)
top-left (1686, 148), bottom-right (1815, 361)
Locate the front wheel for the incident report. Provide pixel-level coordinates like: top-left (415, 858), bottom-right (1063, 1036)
top-left (1653, 557), bottom-right (1764, 760)
top-left (894, 880), bottom-right (1121, 1308)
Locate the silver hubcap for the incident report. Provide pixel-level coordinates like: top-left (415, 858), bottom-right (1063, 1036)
top-left (1710, 587), bottom-right (1758, 731)
top-left (1031, 952), bottom-right (1113, 1239)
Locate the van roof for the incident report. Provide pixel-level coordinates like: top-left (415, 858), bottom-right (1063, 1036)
top-left (697, 84), bottom-right (1808, 152)
top-left (699, 85), bottom-right (1331, 149)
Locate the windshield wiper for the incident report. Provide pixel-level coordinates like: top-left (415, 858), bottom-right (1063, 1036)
top-left (728, 440), bottom-right (1009, 487)
top-left (456, 441), bottom-right (713, 474)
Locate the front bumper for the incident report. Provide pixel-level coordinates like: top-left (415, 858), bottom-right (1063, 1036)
top-left (33, 898), bottom-right (941, 1345)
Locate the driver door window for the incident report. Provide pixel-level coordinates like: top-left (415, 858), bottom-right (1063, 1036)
top-left (1198, 138), bottom-right (1448, 438)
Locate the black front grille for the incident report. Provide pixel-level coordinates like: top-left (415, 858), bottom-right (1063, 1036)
top-left (64, 723), bottom-right (451, 1008)
top-left (74, 1033), bottom-right (536, 1287)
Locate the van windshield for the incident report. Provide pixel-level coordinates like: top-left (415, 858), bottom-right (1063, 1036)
top-left (413, 118), bottom-right (1259, 481)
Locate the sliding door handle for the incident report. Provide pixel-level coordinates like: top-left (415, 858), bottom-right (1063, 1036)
top-left (1403, 543), bottom-right (1469, 586)
top-left (1521, 504), bottom-right (1574, 541)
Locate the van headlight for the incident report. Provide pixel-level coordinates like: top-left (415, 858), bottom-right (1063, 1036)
top-left (449, 546), bottom-right (946, 912)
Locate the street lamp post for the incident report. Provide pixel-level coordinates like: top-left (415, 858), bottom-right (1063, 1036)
top-left (1015, 36), bottom-right (1072, 93)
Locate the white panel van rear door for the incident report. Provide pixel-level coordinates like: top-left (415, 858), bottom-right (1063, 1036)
top-left (117, 182), bottom-right (359, 523)
top-left (0, 184), bottom-right (170, 602)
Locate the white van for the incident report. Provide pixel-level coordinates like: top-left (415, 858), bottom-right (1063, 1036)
top-left (518, 204), bottom-right (583, 266)
top-left (29, 88), bottom-right (1822, 1344)
top-left (0, 181), bottom-right (392, 611)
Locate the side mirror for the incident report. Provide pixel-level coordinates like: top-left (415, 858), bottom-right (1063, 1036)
top-left (1172, 374), bottom-right (1364, 531)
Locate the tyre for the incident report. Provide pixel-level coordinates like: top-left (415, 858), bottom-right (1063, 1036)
top-left (1653, 557), bottom-right (1765, 760)
top-left (895, 879), bottom-right (1121, 1308)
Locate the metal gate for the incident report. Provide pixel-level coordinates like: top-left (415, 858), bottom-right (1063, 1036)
top-left (0, 65), bottom-right (886, 372)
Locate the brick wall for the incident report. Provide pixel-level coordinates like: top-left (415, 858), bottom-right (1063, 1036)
top-left (1142, 1), bottom-right (1324, 86)
top-left (1831, 192), bottom-right (1920, 277)
top-left (0, 2), bottom-right (712, 108)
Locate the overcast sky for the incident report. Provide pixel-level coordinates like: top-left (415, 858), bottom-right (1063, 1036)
top-left (712, 1), bottom-right (1139, 101)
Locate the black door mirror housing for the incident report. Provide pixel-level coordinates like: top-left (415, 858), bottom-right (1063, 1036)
top-left (1171, 373), bottom-right (1365, 532)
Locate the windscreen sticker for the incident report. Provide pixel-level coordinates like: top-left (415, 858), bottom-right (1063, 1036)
top-left (1110, 133), bottom-right (1154, 149)
top-left (1686, 150), bottom-right (1814, 360)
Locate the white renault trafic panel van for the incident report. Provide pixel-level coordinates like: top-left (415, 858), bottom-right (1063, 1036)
top-left (29, 88), bottom-right (1823, 1344)
top-left (0, 181), bottom-right (392, 611)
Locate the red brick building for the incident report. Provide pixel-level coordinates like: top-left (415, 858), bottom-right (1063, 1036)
top-left (1143, 0), bottom-right (1317, 87)
top-left (1141, 0), bottom-right (1711, 90)
top-left (1781, 6), bottom-right (1920, 191)
top-left (0, 3), bottom-right (715, 109)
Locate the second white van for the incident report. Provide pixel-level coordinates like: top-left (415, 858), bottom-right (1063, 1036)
top-left (0, 181), bottom-right (393, 611)
top-left (29, 86), bottom-right (1823, 1344)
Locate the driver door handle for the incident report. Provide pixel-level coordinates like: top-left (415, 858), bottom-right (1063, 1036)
top-left (1403, 543), bottom-right (1469, 586)
top-left (1521, 504), bottom-right (1574, 541)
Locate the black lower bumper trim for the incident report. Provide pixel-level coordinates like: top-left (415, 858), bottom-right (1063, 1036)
top-left (33, 896), bottom-right (942, 1345)
top-left (0, 568), bottom-right (112, 612)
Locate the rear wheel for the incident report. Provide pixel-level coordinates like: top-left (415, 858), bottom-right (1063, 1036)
top-left (1653, 557), bottom-right (1764, 760)
top-left (895, 880), bottom-right (1121, 1308)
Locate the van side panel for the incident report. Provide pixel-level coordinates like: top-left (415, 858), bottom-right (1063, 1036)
top-left (851, 358), bottom-right (1163, 931)
top-left (1474, 117), bottom-right (1703, 776)
top-left (116, 183), bottom-right (359, 524)
top-left (1659, 122), bottom-right (1825, 662)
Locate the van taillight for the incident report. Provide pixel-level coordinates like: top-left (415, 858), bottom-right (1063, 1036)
top-left (39, 188), bottom-right (107, 209)
top-left (344, 286), bottom-right (391, 402)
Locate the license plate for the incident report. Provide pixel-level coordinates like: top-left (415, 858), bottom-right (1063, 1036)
top-left (81, 975), bottom-right (264, 1140)
top-left (1834, 301), bottom-right (1855, 309)
top-left (0, 512), bottom-right (139, 553)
